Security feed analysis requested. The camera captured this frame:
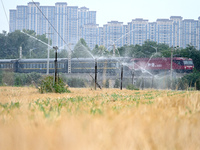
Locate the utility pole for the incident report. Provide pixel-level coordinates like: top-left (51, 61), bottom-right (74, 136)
top-left (113, 43), bottom-right (115, 57)
top-left (46, 28), bottom-right (53, 75)
top-left (120, 64), bottom-right (123, 90)
top-left (171, 47), bottom-right (173, 89)
top-left (95, 58), bottom-right (97, 90)
top-left (67, 43), bottom-right (73, 74)
top-left (19, 46), bottom-right (22, 59)
top-left (53, 46), bottom-right (58, 84)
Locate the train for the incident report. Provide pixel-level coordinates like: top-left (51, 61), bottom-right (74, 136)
top-left (0, 58), bottom-right (123, 75)
top-left (0, 57), bottom-right (194, 75)
top-left (129, 57), bottom-right (194, 74)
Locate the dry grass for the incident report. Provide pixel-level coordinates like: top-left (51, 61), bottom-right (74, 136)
top-left (0, 86), bottom-right (200, 150)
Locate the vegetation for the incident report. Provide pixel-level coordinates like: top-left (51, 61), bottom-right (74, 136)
top-left (39, 76), bottom-right (70, 93)
top-left (0, 87), bottom-right (200, 149)
top-left (72, 38), bottom-right (92, 58)
top-left (0, 30), bottom-right (50, 59)
top-left (126, 84), bottom-right (139, 90)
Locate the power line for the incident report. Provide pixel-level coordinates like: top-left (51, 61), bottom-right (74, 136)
top-left (1, 0), bottom-right (9, 25)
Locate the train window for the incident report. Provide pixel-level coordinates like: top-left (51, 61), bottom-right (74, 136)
top-left (173, 60), bottom-right (182, 65)
top-left (111, 63), bottom-right (116, 67)
top-left (183, 60), bottom-right (193, 66)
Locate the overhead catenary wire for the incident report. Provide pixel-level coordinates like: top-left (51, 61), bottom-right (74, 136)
top-left (1, 0), bottom-right (9, 25)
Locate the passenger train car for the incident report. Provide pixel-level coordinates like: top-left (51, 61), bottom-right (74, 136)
top-left (0, 58), bottom-right (123, 76)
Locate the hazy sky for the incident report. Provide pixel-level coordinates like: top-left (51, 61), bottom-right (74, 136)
top-left (1, 0), bottom-right (200, 32)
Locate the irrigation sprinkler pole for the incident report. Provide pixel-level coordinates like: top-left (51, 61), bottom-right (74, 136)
top-left (67, 43), bottom-right (73, 74)
top-left (95, 58), bottom-right (97, 90)
top-left (151, 76), bottom-right (154, 89)
top-left (53, 46), bottom-right (58, 84)
top-left (171, 47), bottom-right (173, 89)
top-left (46, 28), bottom-right (53, 75)
top-left (113, 43), bottom-right (115, 57)
top-left (120, 64), bottom-right (123, 90)
top-left (132, 70), bottom-right (135, 85)
top-left (19, 46), bottom-right (22, 59)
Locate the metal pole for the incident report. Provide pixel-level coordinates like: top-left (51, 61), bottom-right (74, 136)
top-left (68, 43), bottom-right (72, 74)
top-left (151, 76), bottom-right (154, 89)
top-left (132, 70), bottom-right (134, 85)
top-left (142, 77), bottom-right (144, 90)
top-left (113, 44), bottom-right (115, 57)
top-left (95, 58), bottom-right (97, 90)
top-left (46, 28), bottom-right (53, 75)
top-left (19, 46), bottom-right (22, 59)
top-left (120, 64), bottom-right (123, 90)
top-left (171, 47), bottom-right (173, 89)
top-left (53, 46), bottom-right (58, 84)
top-left (47, 35), bottom-right (50, 75)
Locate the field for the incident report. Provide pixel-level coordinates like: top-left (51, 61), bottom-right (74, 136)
top-left (0, 87), bottom-right (200, 150)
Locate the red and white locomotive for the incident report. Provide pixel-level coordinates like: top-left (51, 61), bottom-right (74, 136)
top-left (129, 57), bottom-right (194, 74)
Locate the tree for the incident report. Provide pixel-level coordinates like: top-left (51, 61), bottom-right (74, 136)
top-left (72, 38), bottom-right (92, 58)
top-left (92, 45), bottom-right (110, 57)
top-left (0, 30), bottom-right (49, 59)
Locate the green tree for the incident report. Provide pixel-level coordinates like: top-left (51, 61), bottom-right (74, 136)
top-left (92, 45), bottom-right (110, 57)
top-left (72, 38), bottom-right (92, 58)
top-left (0, 30), bottom-right (49, 59)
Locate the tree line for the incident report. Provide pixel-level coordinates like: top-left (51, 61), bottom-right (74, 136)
top-left (1, 30), bottom-right (200, 71)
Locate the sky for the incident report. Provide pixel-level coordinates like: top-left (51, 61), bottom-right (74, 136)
top-left (1, 0), bottom-right (200, 32)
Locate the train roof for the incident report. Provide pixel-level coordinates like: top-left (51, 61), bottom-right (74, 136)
top-left (0, 59), bottom-right (17, 62)
top-left (131, 57), bottom-right (192, 61)
top-left (18, 58), bottom-right (67, 62)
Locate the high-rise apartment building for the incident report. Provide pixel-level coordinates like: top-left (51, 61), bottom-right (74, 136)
top-left (98, 27), bottom-right (104, 46)
top-left (103, 21), bottom-right (124, 50)
top-left (128, 18), bottom-right (148, 46)
top-left (78, 7), bottom-right (96, 41)
top-left (16, 5), bottom-right (28, 31)
top-left (40, 6), bottom-right (55, 45)
top-left (156, 19), bottom-right (173, 46)
top-left (28, 2), bottom-right (40, 34)
top-left (67, 6), bottom-right (78, 46)
top-left (198, 17), bottom-right (200, 50)
top-left (182, 19), bottom-right (198, 48)
top-left (148, 22), bottom-right (157, 42)
top-left (9, 10), bottom-right (16, 32)
top-left (9, 2), bottom-right (200, 50)
top-left (54, 2), bottom-right (68, 47)
top-left (83, 24), bottom-right (99, 50)
top-left (170, 16), bottom-right (183, 48)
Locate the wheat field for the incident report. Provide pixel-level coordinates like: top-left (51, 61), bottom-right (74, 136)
top-left (0, 86), bottom-right (200, 150)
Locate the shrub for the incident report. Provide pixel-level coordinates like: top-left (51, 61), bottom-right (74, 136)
top-left (177, 71), bottom-right (200, 90)
top-left (14, 72), bottom-right (42, 87)
top-left (39, 76), bottom-right (70, 93)
top-left (126, 84), bottom-right (139, 90)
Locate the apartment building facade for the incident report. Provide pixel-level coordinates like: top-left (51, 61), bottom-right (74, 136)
top-left (9, 2), bottom-right (200, 50)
